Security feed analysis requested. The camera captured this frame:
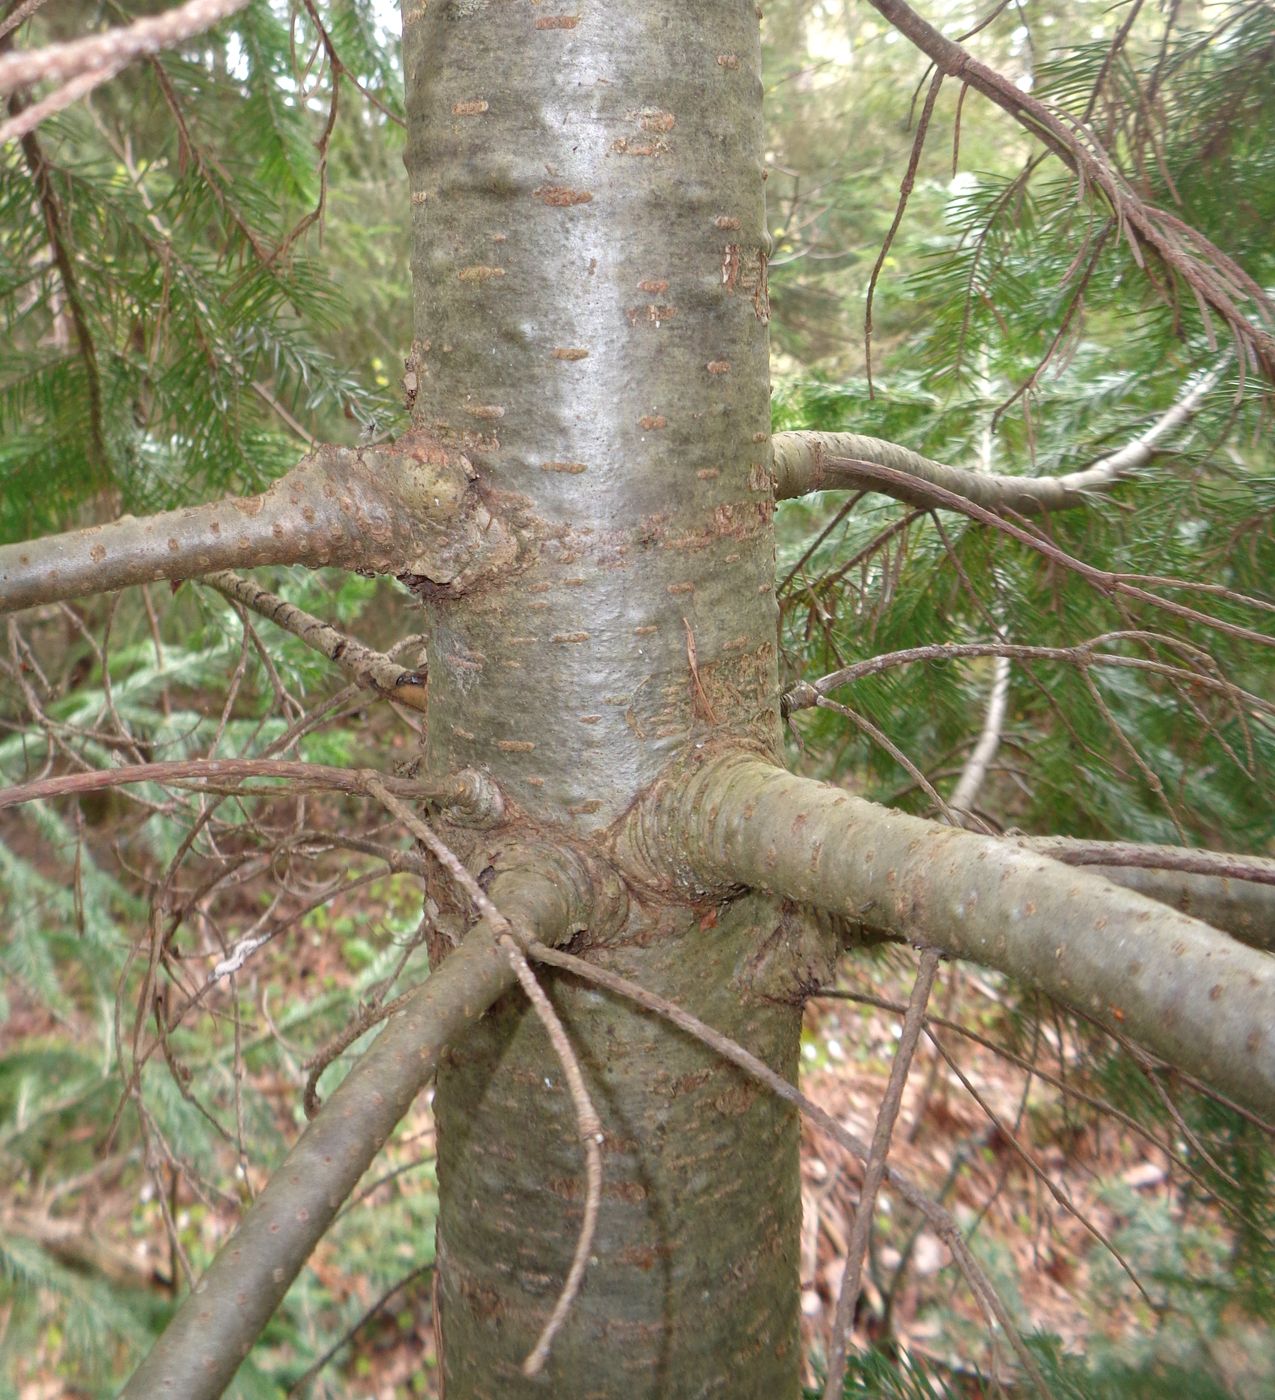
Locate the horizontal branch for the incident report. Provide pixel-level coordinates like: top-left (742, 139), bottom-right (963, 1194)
top-left (772, 368), bottom-right (1217, 511)
top-left (201, 571), bottom-right (427, 711)
top-left (121, 858), bottom-right (584, 1400)
top-left (772, 364), bottom-right (1220, 512)
top-left (0, 432), bottom-right (513, 615)
top-left (1017, 837), bottom-right (1275, 887)
top-left (651, 753), bottom-right (1275, 1121)
top-left (774, 432), bottom-right (1105, 512)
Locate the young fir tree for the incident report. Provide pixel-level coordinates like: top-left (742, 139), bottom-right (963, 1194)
top-left (1, 0), bottom-right (1272, 1396)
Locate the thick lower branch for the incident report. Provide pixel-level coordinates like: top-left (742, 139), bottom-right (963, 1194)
top-left (120, 858), bottom-right (582, 1400)
top-left (650, 753), bottom-right (1275, 1121)
top-left (0, 431), bottom-right (512, 614)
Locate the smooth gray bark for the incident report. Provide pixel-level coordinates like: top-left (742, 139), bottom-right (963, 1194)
top-left (649, 753), bottom-right (1275, 1121)
top-left (400, 3), bottom-right (810, 1394)
top-left (1014, 837), bottom-right (1275, 952)
top-left (404, 0), bottom-right (778, 836)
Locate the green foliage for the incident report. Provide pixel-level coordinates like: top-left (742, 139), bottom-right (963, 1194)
top-left (772, 0), bottom-right (1275, 851)
top-left (0, 0), bottom-right (409, 544)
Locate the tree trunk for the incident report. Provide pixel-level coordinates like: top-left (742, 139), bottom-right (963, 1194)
top-left (434, 896), bottom-right (817, 1397)
top-left (401, 2), bottom-right (812, 1393)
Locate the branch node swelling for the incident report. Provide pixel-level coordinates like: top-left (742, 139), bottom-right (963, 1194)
top-left (0, 428), bottom-right (516, 614)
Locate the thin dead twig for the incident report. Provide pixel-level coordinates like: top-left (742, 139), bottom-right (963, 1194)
top-left (814, 695), bottom-right (968, 830)
top-left (286, 1264), bottom-right (432, 1397)
top-left (865, 71), bottom-right (944, 394)
top-left (813, 463), bottom-right (1275, 649)
top-left (13, 115), bottom-right (108, 472)
top-left (361, 774), bottom-right (602, 1379)
top-left (303, 985), bottom-right (417, 1120)
top-left (926, 1026), bottom-right (1152, 1307)
top-left (785, 637), bottom-right (1273, 725)
top-left (819, 986), bottom-right (1236, 1204)
top-left (526, 939), bottom-right (1052, 1398)
top-left (823, 949), bottom-right (941, 1400)
top-left (101, 688), bottom-right (378, 1154)
top-left (200, 572), bottom-right (427, 711)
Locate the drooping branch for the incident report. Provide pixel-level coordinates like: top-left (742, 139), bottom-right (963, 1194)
top-left (863, 0), bottom-right (1275, 381)
top-left (200, 571), bottom-right (427, 711)
top-left (0, 0), bottom-right (248, 92)
top-left (121, 853), bottom-right (589, 1400)
top-left (784, 637), bottom-right (1275, 723)
top-left (0, 431), bottom-right (513, 614)
top-left (635, 752), bottom-right (1275, 1121)
top-left (772, 362), bottom-right (1220, 510)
